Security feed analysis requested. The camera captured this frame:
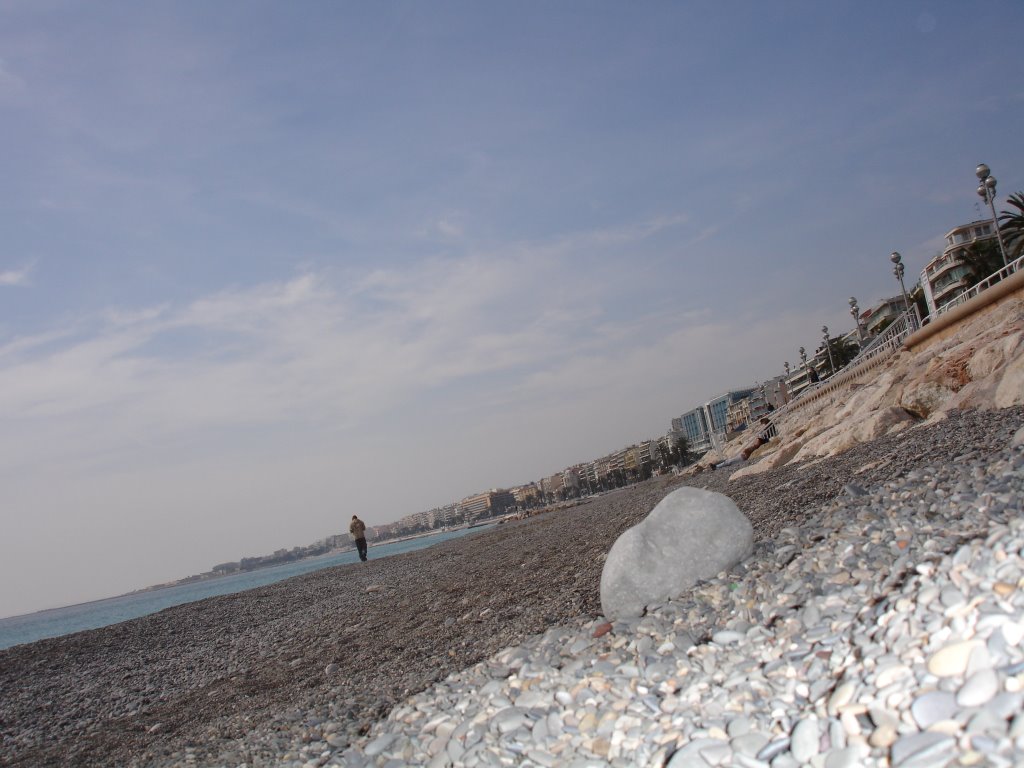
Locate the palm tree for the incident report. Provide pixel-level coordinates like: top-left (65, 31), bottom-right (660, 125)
top-left (909, 281), bottom-right (929, 321)
top-left (674, 435), bottom-right (692, 466)
top-left (957, 239), bottom-right (1004, 287)
top-left (998, 192), bottom-right (1024, 262)
top-left (816, 335), bottom-right (859, 372)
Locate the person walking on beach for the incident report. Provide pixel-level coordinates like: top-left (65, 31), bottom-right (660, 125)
top-left (350, 515), bottom-right (368, 562)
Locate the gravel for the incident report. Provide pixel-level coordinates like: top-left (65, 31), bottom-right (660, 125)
top-left (0, 406), bottom-right (1020, 767)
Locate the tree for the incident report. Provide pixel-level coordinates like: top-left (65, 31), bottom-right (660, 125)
top-left (657, 443), bottom-right (674, 470)
top-left (909, 281), bottom-right (929, 321)
top-left (675, 435), bottom-right (693, 466)
top-left (958, 238), bottom-right (1004, 287)
top-left (998, 192), bottom-right (1024, 262)
top-left (816, 335), bottom-right (859, 373)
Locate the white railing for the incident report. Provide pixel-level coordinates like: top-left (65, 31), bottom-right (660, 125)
top-left (924, 253), bottom-right (1023, 324)
top-left (760, 304), bottom-right (920, 437)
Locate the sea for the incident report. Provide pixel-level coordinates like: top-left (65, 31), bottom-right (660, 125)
top-left (0, 527), bottom-right (486, 651)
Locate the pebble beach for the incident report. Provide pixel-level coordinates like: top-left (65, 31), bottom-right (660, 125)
top-left (2, 407), bottom-right (1023, 767)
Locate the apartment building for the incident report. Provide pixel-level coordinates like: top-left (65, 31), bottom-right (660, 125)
top-left (921, 220), bottom-right (997, 314)
top-left (511, 483), bottom-right (541, 506)
top-left (864, 296), bottom-right (907, 335)
top-left (673, 407), bottom-right (712, 455)
top-left (670, 388), bottom-right (757, 456)
top-left (458, 489), bottom-right (514, 521)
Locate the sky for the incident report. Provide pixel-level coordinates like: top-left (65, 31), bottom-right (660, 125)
top-left (2, 1), bottom-right (1023, 619)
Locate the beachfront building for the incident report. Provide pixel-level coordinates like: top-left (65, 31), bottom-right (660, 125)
top-left (920, 220), bottom-right (998, 315)
top-left (864, 296), bottom-right (907, 336)
top-left (726, 398), bottom-right (746, 434)
top-left (672, 407), bottom-right (712, 455)
top-left (706, 388), bottom-right (757, 434)
top-left (458, 489), bottom-right (515, 522)
top-left (623, 446), bottom-right (640, 479)
top-left (763, 375), bottom-right (790, 408)
top-left (561, 467), bottom-right (581, 496)
top-left (540, 474), bottom-right (562, 501)
top-left (669, 387), bottom-right (756, 458)
top-left (579, 461), bottom-right (600, 492)
top-left (511, 483), bottom-right (541, 507)
top-left (423, 504), bottom-right (458, 529)
top-left (637, 443), bottom-right (655, 477)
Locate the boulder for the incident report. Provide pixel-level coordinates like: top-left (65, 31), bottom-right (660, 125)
top-left (995, 352), bottom-right (1024, 408)
top-left (599, 487), bottom-right (753, 619)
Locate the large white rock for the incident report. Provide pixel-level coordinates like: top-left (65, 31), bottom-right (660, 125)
top-left (600, 487), bottom-right (753, 619)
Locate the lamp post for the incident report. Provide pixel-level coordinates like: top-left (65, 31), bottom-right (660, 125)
top-left (849, 297), bottom-right (864, 343)
top-left (822, 325), bottom-right (836, 375)
top-left (784, 361), bottom-right (790, 377)
top-left (799, 346), bottom-right (807, 367)
top-left (890, 252), bottom-right (911, 314)
top-left (976, 163), bottom-right (1009, 266)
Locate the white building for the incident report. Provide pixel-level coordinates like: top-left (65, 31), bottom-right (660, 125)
top-left (920, 219), bottom-right (997, 315)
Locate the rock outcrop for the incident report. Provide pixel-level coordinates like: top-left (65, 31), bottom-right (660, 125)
top-left (599, 487), bottom-right (753, 619)
top-left (723, 293), bottom-right (1024, 479)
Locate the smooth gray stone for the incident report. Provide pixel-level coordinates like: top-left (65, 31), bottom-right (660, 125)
top-left (756, 737), bottom-right (790, 762)
top-left (363, 733), bottom-right (397, 757)
top-left (790, 717), bottom-right (820, 763)
top-left (986, 692), bottom-right (1023, 720)
top-left (891, 732), bottom-right (956, 766)
top-left (666, 738), bottom-right (730, 767)
top-left (600, 487), bottom-right (753, 619)
top-left (967, 708), bottom-right (1008, 737)
top-left (492, 708), bottom-right (526, 735)
top-left (824, 747), bottom-right (863, 768)
top-left (958, 669), bottom-right (999, 707)
top-left (910, 691), bottom-right (958, 728)
top-left (731, 731), bottom-right (769, 756)
top-left (727, 716), bottom-right (754, 738)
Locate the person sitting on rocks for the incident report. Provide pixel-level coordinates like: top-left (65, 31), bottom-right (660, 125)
top-left (711, 417), bottom-right (774, 470)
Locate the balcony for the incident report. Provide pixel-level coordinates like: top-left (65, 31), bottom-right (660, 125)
top-left (933, 277), bottom-right (969, 305)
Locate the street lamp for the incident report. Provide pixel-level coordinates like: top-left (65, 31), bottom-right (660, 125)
top-left (799, 346), bottom-right (807, 367)
top-left (890, 251), bottom-right (911, 315)
top-left (822, 325), bottom-right (836, 374)
top-left (976, 163), bottom-right (1009, 266)
top-left (849, 297), bottom-right (864, 343)
top-left (784, 361), bottom-right (790, 376)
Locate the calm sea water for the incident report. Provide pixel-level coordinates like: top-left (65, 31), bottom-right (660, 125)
top-left (0, 527), bottom-right (485, 651)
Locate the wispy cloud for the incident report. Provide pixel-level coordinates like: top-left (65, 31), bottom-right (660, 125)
top-left (0, 57), bottom-right (26, 99)
top-left (0, 261), bottom-right (33, 286)
top-left (435, 217), bottom-right (464, 238)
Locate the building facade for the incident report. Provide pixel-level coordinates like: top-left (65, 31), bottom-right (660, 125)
top-left (921, 220), bottom-right (997, 314)
top-left (864, 297), bottom-right (907, 335)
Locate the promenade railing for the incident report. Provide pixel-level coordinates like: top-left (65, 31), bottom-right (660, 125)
top-left (922, 253), bottom-right (1023, 325)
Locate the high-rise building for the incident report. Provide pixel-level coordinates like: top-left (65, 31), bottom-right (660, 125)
top-left (671, 388), bottom-right (756, 456)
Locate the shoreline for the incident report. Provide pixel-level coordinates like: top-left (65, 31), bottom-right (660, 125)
top-left (1, 407), bottom-right (1020, 767)
top-left (0, 524), bottom-right (502, 631)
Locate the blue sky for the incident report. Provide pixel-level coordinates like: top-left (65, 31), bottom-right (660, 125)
top-left (2, 1), bottom-right (1023, 618)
